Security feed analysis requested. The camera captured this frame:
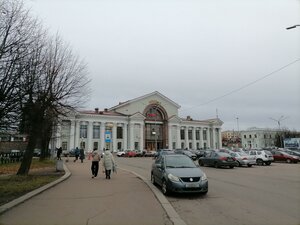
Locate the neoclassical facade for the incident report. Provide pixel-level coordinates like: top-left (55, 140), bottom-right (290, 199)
top-left (54, 91), bottom-right (223, 152)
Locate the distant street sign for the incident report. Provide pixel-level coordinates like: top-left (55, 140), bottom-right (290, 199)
top-left (105, 131), bottom-right (111, 143)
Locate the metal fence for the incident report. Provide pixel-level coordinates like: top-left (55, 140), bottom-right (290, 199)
top-left (0, 152), bottom-right (24, 164)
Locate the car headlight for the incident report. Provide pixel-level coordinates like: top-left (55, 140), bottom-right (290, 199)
top-left (168, 173), bottom-right (180, 182)
top-left (201, 173), bottom-right (207, 181)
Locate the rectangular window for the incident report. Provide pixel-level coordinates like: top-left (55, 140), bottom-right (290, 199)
top-left (134, 142), bottom-right (139, 150)
top-left (244, 135), bottom-right (246, 138)
top-left (93, 142), bottom-right (98, 150)
top-left (117, 127), bottom-right (123, 139)
top-left (254, 134), bottom-right (257, 138)
top-left (181, 142), bottom-right (184, 149)
top-left (196, 143), bottom-right (200, 149)
top-left (249, 135), bottom-right (252, 138)
top-left (203, 130), bottom-right (207, 140)
top-left (62, 142), bottom-right (67, 151)
top-left (80, 125), bottom-right (87, 138)
top-left (93, 125), bottom-right (100, 139)
top-left (196, 130), bottom-right (200, 140)
top-left (117, 142), bottom-right (122, 150)
top-left (180, 130), bottom-right (185, 140)
top-left (189, 142), bottom-right (192, 149)
top-left (172, 142), bottom-right (176, 149)
top-left (188, 130), bottom-right (192, 140)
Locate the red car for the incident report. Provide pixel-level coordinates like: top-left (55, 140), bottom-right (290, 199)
top-left (124, 150), bottom-right (137, 157)
top-left (272, 150), bottom-right (299, 163)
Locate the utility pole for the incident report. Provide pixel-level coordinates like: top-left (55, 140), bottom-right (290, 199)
top-left (270, 116), bottom-right (288, 148)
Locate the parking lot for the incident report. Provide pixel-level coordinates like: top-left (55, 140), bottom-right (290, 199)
top-left (116, 157), bottom-right (300, 225)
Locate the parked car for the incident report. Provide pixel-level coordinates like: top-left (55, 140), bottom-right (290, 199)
top-left (174, 149), bottom-right (197, 160)
top-left (151, 154), bottom-right (208, 195)
top-left (116, 151), bottom-right (126, 157)
top-left (271, 150), bottom-right (299, 163)
top-left (198, 151), bottom-right (238, 168)
top-left (124, 150), bottom-right (137, 157)
top-left (229, 151), bottom-right (256, 167)
top-left (33, 149), bottom-right (41, 157)
top-left (283, 149), bottom-right (300, 160)
top-left (154, 149), bottom-right (173, 159)
top-left (190, 149), bottom-right (206, 159)
top-left (143, 150), bottom-right (156, 157)
top-left (248, 150), bottom-right (274, 166)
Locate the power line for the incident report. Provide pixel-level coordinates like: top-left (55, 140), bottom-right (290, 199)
top-left (182, 58), bottom-right (300, 112)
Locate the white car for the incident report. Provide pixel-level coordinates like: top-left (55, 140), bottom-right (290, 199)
top-left (248, 150), bottom-right (274, 166)
top-left (116, 151), bottom-right (126, 157)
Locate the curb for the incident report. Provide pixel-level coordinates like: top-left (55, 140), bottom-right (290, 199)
top-left (0, 163), bottom-right (71, 215)
top-left (120, 167), bottom-right (187, 225)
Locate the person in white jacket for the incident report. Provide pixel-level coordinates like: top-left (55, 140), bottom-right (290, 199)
top-left (102, 149), bottom-right (115, 179)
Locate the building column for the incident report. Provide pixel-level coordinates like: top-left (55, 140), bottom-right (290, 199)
top-left (185, 126), bottom-right (188, 149)
top-left (207, 128), bottom-right (211, 148)
top-left (87, 121), bottom-right (93, 151)
top-left (129, 123), bottom-right (134, 150)
top-left (100, 122), bottom-right (105, 151)
top-left (140, 123), bottom-right (144, 151)
top-left (69, 120), bottom-right (75, 150)
top-left (176, 125), bottom-right (181, 149)
top-left (55, 123), bottom-right (61, 148)
top-left (75, 120), bottom-right (80, 148)
top-left (199, 128), bottom-right (203, 149)
top-left (192, 127), bottom-right (196, 149)
top-left (212, 127), bottom-right (216, 149)
top-left (168, 124), bottom-right (172, 150)
top-left (112, 123), bottom-right (117, 152)
top-left (123, 123), bottom-right (128, 150)
top-left (218, 128), bottom-right (222, 149)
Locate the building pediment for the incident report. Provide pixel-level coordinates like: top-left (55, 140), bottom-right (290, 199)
top-left (108, 91), bottom-right (180, 118)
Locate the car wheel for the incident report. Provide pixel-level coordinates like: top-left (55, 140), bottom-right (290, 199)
top-left (237, 161), bottom-right (241, 167)
top-left (287, 159), bottom-right (291, 163)
top-left (247, 164), bottom-right (252, 167)
top-left (256, 159), bottom-right (263, 166)
top-left (151, 173), bottom-right (156, 185)
top-left (265, 162), bottom-right (271, 166)
top-left (198, 160), bottom-right (204, 166)
top-left (214, 162), bottom-right (219, 168)
top-left (229, 165), bottom-right (234, 169)
top-left (162, 180), bottom-right (169, 195)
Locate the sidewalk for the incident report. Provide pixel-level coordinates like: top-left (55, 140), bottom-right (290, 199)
top-left (0, 159), bottom-right (172, 225)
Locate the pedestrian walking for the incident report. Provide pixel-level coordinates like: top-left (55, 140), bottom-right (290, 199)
top-left (91, 149), bottom-right (101, 178)
top-left (56, 147), bottom-right (62, 160)
top-left (102, 149), bottom-right (115, 179)
top-left (79, 148), bottom-right (85, 163)
top-left (74, 147), bottom-right (80, 162)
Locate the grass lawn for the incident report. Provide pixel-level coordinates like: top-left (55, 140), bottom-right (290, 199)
top-left (0, 159), bottom-right (64, 206)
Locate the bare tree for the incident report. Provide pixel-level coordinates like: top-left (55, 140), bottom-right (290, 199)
top-left (1, 1), bottom-right (90, 175)
top-left (0, 0), bottom-right (40, 129)
top-left (17, 35), bottom-right (90, 174)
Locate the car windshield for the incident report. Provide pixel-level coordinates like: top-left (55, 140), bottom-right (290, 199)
top-left (165, 155), bottom-right (196, 168)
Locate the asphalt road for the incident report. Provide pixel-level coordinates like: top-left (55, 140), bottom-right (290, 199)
top-left (116, 157), bottom-right (300, 225)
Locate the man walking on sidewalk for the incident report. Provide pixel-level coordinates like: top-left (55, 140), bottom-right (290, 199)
top-left (91, 149), bottom-right (101, 178)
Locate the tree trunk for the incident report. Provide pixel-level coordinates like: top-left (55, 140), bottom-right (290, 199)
top-left (16, 129), bottom-right (37, 175)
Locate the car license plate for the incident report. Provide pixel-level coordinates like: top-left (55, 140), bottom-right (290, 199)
top-left (186, 183), bottom-right (199, 188)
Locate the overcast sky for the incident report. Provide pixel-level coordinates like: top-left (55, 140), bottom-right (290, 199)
top-left (26, 0), bottom-right (300, 131)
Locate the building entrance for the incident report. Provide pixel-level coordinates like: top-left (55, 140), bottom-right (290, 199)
top-left (144, 104), bottom-right (168, 151)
